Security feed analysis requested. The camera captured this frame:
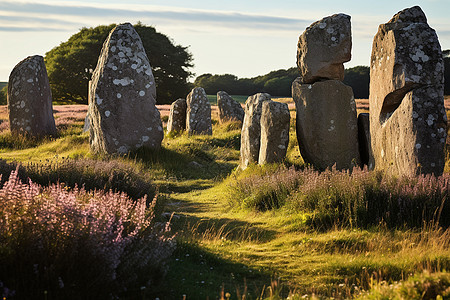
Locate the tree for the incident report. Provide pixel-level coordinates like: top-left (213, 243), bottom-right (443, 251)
top-left (0, 85), bottom-right (6, 105)
top-left (45, 23), bottom-right (193, 104)
top-left (343, 66), bottom-right (370, 99)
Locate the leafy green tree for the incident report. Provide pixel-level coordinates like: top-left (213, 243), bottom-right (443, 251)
top-left (45, 23), bottom-right (193, 104)
top-left (343, 66), bottom-right (370, 99)
top-left (0, 85), bottom-right (7, 105)
top-left (194, 67), bottom-right (298, 97)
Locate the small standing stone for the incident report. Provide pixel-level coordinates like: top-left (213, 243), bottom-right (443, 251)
top-left (167, 98), bottom-right (187, 133)
top-left (297, 13), bottom-right (352, 83)
top-left (369, 6), bottom-right (446, 176)
top-left (7, 55), bottom-right (57, 136)
top-left (88, 23), bottom-right (163, 154)
top-left (259, 101), bottom-right (290, 165)
top-left (357, 113), bottom-right (371, 167)
top-left (217, 91), bottom-right (244, 123)
top-left (186, 87), bottom-right (212, 135)
top-left (240, 93), bottom-right (271, 169)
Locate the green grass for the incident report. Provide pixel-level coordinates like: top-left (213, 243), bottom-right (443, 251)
top-left (0, 82), bottom-right (6, 90)
top-left (0, 109), bottom-right (449, 299)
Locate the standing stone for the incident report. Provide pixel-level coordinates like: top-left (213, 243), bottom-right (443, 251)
top-left (369, 6), bottom-right (446, 176)
top-left (259, 101), bottom-right (290, 165)
top-left (217, 91), bottom-right (244, 123)
top-left (357, 113), bottom-right (371, 167)
top-left (240, 93), bottom-right (271, 169)
top-left (88, 23), bottom-right (163, 154)
top-left (186, 87), bottom-right (212, 135)
top-left (292, 78), bottom-right (360, 170)
top-left (297, 14), bottom-right (351, 83)
top-left (7, 55), bottom-right (56, 136)
top-left (167, 98), bottom-right (187, 133)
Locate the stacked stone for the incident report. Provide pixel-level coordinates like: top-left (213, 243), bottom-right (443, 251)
top-left (292, 13), bottom-right (360, 170)
top-left (369, 6), bottom-right (446, 176)
top-left (167, 98), bottom-right (187, 133)
top-left (186, 87), bottom-right (212, 135)
top-left (7, 55), bottom-right (57, 137)
top-left (217, 91), bottom-right (244, 123)
top-left (88, 23), bottom-right (163, 154)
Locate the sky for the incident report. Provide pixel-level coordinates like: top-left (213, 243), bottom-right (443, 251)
top-left (0, 0), bottom-right (449, 82)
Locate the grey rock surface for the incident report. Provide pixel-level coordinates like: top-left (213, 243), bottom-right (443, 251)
top-left (88, 23), bottom-right (163, 154)
top-left (186, 87), bottom-right (212, 135)
top-left (297, 13), bottom-right (352, 83)
top-left (369, 6), bottom-right (446, 176)
top-left (240, 93), bottom-right (271, 169)
top-left (167, 98), bottom-right (187, 133)
top-left (292, 78), bottom-right (360, 170)
top-left (259, 101), bottom-right (290, 165)
top-left (7, 55), bottom-right (57, 136)
top-left (217, 91), bottom-right (244, 123)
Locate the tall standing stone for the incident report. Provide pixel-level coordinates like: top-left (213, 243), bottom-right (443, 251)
top-left (167, 98), bottom-right (187, 133)
top-left (259, 101), bottom-right (290, 165)
top-left (217, 91), bottom-right (244, 123)
top-left (88, 23), bottom-right (163, 154)
top-left (7, 55), bottom-right (57, 136)
top-left (292, 79), bottom-right (359, 169)
top-left (240, 93), bottom-right (271, 169)
top-left (293, 13), bottom-right (359, 170)
top-left (369, 6), bottom-right (446, 176)
top-left (186, 87), bottom-right (212, 135)
top-left (297, 14), bottom-right (351, 83)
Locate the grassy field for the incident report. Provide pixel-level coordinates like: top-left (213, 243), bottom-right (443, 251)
top-left (0, 104), bottom-right (449, 299)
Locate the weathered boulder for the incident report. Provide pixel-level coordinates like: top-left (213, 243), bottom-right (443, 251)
top-left (167, 98), bottom-right (187, 133)
top-left (369, 6), bottom-right (446, 176)
top-left (88, 23), bottom-right (163, 154)
top-left (217, 91), bottom-right (244, 123)
top-left (7, 55), bottom-right (57, 136)
top-left (297, 13), bottom-right (352, 83)
top-left (259, 101), bottom-right (290, 165)
top-left (239, 93), bottom-right (271, 169)
top-left (186, 87), bottom-right (212, 135)
top-left (292, 78), bottom-right (360, 170)
top-left (357, 113), bottom-right (371, 167)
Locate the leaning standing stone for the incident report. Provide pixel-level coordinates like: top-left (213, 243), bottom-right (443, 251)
top-left (186, 87), bottom-right (212, 135)
top-left (259, 101), bottom-right (290, 165)
top-left (369, 6), bottom-right (446, 176)
top-left (297, 14), bottom-right (352, 83)
top-left (88, 23), bottom-right (163, 154)
top-left (7, 55), bottom-right (57, 136)
top-left (292, 78), bottom-right (360, 170)
top-left (240, 93), bottom-right (271, 169)
top-left (167, 98), bottom-right (187, 133)
top-left (217, 91), bottom-right (244, 123)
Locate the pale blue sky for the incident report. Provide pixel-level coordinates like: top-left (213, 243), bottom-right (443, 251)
top-left (1, 0), bottom-right (449, 81)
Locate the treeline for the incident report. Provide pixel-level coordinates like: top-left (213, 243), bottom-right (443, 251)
top-left (195, 66), bottom-right (370, 98)
top-left (195, 51), bottom-right (450, 98)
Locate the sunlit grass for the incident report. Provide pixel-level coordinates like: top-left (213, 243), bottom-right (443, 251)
top-left (0, 105), bottom-right (449, 299)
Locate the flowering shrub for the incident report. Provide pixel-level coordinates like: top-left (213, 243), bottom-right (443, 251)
top-left (0, 158), bottom-right (155, 201)
top-left (0, 169), bottom-right (174, 299)
top-left (229, 166), bottom-right (450, 229)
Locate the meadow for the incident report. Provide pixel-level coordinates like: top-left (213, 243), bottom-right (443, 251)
top-left (0, 97), bottom-right (449, 299)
